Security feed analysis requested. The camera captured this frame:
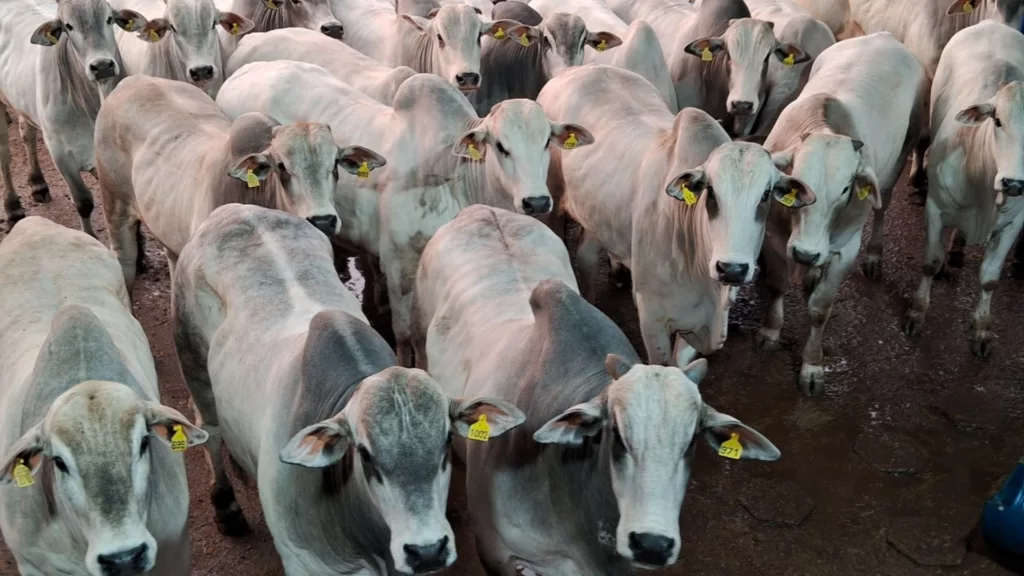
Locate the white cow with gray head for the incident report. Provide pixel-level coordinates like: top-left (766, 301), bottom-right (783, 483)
top-left (538, 65), bottom-right (815, 367)
top-left (411, 205), bottom-right (781, 575)
top-left (0, 217), bottom-right (207, 576)
top-left (903, 20), bottom-right (1024, 358)
top-left (0, 0), bottom-right (144, 233)
top-left (173, 203), bottom-right (525, 575)
top-left (757, 32), bottom-right (925, 395)
top-left (217, 61), bottom-right (593, 366)
top-left (110, 0), bottom-right (254, 97)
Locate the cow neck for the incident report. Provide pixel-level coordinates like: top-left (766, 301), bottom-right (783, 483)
top-left (662, 189), bottom-right (715, 286)
top-left (51, 36), bottom-right (108, 121)
top-left (210, 137), bottom-right (286, 213)
top-left (409, 23), bottom-right (438, 74)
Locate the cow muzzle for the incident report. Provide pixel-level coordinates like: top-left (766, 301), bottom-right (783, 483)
top-left (520, 196), bottom-right (552, 216)
top-left (307, 215), bottom-right (339, 236)
top-left (628, 532), bottom-right (676, 568)
top-left (403, 535), bottom-right (452, 574)
top-left (89, 59), bottom-right (118, 80)
top-left (320, 21), bottom-right (344, 40)
top-left (791, 247), bottom-right (823, 267)
top-left (714, 261), bottom-right (750, 285)
top-left (189, 65), bottom-right (215, 83)
top-left (455, 72), bottom-right (480, 92)
top-left (728, 100), bottom-right (755, 116)
top-left (999, 177), bottom-right (1024, 197)
top-left (96, 543), bottom-right (150, 576)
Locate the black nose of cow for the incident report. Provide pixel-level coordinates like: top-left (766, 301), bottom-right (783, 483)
top-left (97, 544), bottom-right (148, 575)
top-left (404, 536), bottom-right (450, 573)
top-left (628, 532), bottom-right (675, 566)
top-left (521, 196), bottom-right (552, 215)
top-left (455, 72), bottom-right (480, 90)
top-left (730, 100), bottom-right (755, 115)
top-left (307, 215), bottom-right (338, 236)
top-left (89, 59), bottom-right (117, 80)
top-left (189, 66), bottom-right (215, 82)
top-left (715, 261), bottom-right (750, 285)
top-left (320, 22), bottom-right (344, 39)
top-left (1000, 177), bottom-right (1024, 196)
top-left (791, 248), bottom-right (820, 266)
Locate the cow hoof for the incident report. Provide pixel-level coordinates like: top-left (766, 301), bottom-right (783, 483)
top-left (215, 510), bottom-right (252, 538)
top-left (862, 257), bottom-right (883, 281)
top-left (946, 250), bottom-right (965, 269)
top-left (902, 309), bottom-right (925, 336)
top-left (754, 330), bottom-right (779, 351)
top-left (31, 187), bottom-right (51, 204)
top-left (798, 364), bottom-right (825, 396)
top-left (970, 331), bottom-right (993, 358)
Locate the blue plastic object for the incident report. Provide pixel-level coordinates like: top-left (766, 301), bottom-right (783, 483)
top-left (981, 460), bottom-right (1024, 555)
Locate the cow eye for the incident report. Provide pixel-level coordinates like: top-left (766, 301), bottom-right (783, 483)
top-left (436, 34), bottom-right (445, 49)
top-left (331, 164), bottom-right (339, 180)
top-left (65, 23), bottom-right (75, 31)
top-left (761, 188), bottom-right (771, 203)
top-left (140, 435), bottom-right (150, 457)
top-left (358, 445), bottom-right (373, 466)
top-left (994, 117), bottom-right (1003, 128)
top-left (277, 162), bottom-right (287, 173)
top-left (107, 17), bottom-right (113, 25)
top-left (291, 0), bottom-right (301, 4)
top-left (52, 457), bottom-right (68, 474)
top-left (842, 185), bottom-right (850, 195)
top-left (496, 141), bottom-right (510, 156)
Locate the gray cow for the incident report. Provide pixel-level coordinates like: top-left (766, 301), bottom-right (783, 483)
top-left (172, 203), bottom-right (525, 575)
top-left (412, 205), bottom-right (781, 575)
top-left (0, 217), bottom-right (207, 576)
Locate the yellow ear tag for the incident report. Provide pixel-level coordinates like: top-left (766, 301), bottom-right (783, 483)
top-left (779, 188), bottom-right (797, 207)
top-left (264, 0), bottom-right (279, 9)
top-left (45, 32), bottom-right (59, 45)
top-left (467, 143), bottom-right (483, 161)
top-left (596, 39), bottom-right (607, 52)
top-left (682, 185), bottom-right (696, 206)
top-left (782, 53), bottom-right (795, 67)
top-left (701, 46), bottom-right (713, 62)
top-left (231, 22), bottom-right (241, 36)
top-left (493, 27), bottom-right (506, 40)
top-left (718, 432), bottom-right (743, 460)
top-left (563, 132), bottom-right (578, 150)
top-left (962, 0), bottom-right (973, 12)
top-left (468, 414), bottom-right (491, 442)
top-left (357, 161), bottom-right (370, 179)
top-left (126, 19), bottom-right (134, 31)
top-left (148, 29), bottom-right (160, 42)
top-left (170, 425), bottom-right (188, 453)
top-left (518, 33), bottom-right (530, 47)
top-left (857, 185), bottom-right (871, 200)
top-left (13, 459), bottom-right (34, 488)
top-left (245, 169), bottom-right (260, 188)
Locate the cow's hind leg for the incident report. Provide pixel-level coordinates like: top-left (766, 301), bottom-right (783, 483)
top-left (637, 293), bottom-right (672, 366)
top-left (969, 220), bottom-right (1020, 358)
top-left (19, 119), bottom-right (49, 202)
top-left (96, 158), bottom-right (141, 292)
top-left (800, 236), bottom-right (859, 396)
top-left (0, 110), bottom-right (24, 229)
top-left (902, 200), bottom-right (945, 336)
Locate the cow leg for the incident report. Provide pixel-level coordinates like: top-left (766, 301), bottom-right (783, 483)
top-left (19, 119), bottom-right (49, 202)
top-left (0, 112), bottom-right (24, 229)
top-left (756, 244), bottom-right (789, 350)
top-left (637, 293), bottom-right (672, 366)
top-left (382, 247), bottom-right (416, 367)
top-left (51, 153), bottom-right (96, 237)
top-left (902, 200), bottom-right (945, 336)
top-left (970, 222), bottom-right (1020, 358)
top-left (800, 237), bottom-right (859, 396)
top-left (862, 187), bottom-right (892, 281)
top-left (575, 228), bottom-right (602, 303)
top-left (673, 338), bottom-right (699, 368)
top-left (97, 160), bottom-right (141, 292)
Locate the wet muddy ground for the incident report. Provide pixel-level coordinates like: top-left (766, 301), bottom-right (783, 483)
top-left (1, 121), bottom-right (1022, 576)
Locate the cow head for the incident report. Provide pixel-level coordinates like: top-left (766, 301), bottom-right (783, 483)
top-left (134, 0), bottom-right (253, 94)
top-left (770, 133), bottom-right (880, 267)
top-left (955, 80), bottom-right (1024, 203)
top-left (279, 367), bottom-right (525, 575)
top-left (534, 356), bottom-right (779, 569)
top-left (401, 4), bottom-right (522, 92)
top-left (0, 381), bottom-right (207, 576)
top-left (227, 114), bottom-right (386, 237)
top-left (684, 19), bottom-right (808, 124)
top-left (504, 12), bottom-right (622, 79)
top-left (665, 142), bottom-right (815, 284)
top-left (453, 98), bottom-right (593, 216)
top-left (254, 0), bottom-right (343, 39)
top-left (30, 0), bottom-right (146, 88)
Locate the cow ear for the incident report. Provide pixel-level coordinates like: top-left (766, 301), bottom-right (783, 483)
top-left (450, 397), bottom-right (526, 439)
top-left (666, 169), bottom-right (706, 204)
top-left (338, 145), bottom-right (387, 177)
top-left (853, 164), bottom-right (882, 210)
top-left (605, 353), bottom-right (634, 380)
top-left (218, 11), bottom-right (255, 37)
top-left (773, 42), bottom-right (809, 65)
top-left (534, 400), bottom-right (606, 446)
top-left (137, 18), bottom-right (171, 43)
top-left (683, 37), bottom-right (726, 60)
top-left (30, 20), bottom-right (64, 47)
top-left (279, 415), bottom-right (353, 468)
top-left (550, 123), bottom-right (594, 150)
top-left (113, 9), bottom-right (147, 33)
top-left (453, 129), bottom-right (488, 160)
top-left (505, 24), bottom-right (540, 45)
top-left (771, 149), bottom-right (794, 172)
top-left (682, 358), bottom-right (708, 385)
top-left (585, 30), bottom-right (622, 52)
top-left (945, 0), bottom-right (977, 15)
top-left (955, 103), bottom-right (995, 125)
top-left (401, 13), bottom-right (432, 33)
top-left (427, 7), bottom-right (441, 18)
top-left (772, 174), bottom-right (815, 208)
top-left (701, 405), bottom-right (780, 461)
top-left (145, 402), bottom-right (209, 449)
top-left (228, 153), bottom-right (274, 186)
top-left (0, 424), bottom-right (44, 486)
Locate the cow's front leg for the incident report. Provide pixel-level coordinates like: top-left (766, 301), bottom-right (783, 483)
top-left (0, 111), bottom-right (23, 229)
top-left (862, 186), bottom-right (892, 281)
top-left (637, 292), bottom-right (672, 366)
top-left (756, 243), bottom-right (790, 350)
top-left (51, 152), bottom-right (96, 237)
top-left (903, 200), bottom-right (945, 336)
top-left (970, 221), bottom-right (1021, 357)
top-left (800, 236), bottom-right (859, 396)
top-left (19, 118), bottom-right (49, 202)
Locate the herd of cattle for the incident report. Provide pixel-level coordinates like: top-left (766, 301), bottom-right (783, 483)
top-left (0, 0), bottom-right (1021, 573)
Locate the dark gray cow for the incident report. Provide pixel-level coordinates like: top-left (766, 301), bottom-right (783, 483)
top-left (173, 203), bottom-right (525, 575)
top-left (412, 205), bottom-right (780, 575)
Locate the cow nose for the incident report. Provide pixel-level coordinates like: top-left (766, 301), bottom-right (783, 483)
top-left (730, 100), bottom-right (755, 115)
top-left (97, 544), bottom-right (149, 575)
top-left (455, 72), bottom-right (480, 90)
top-left (306, 215), bottom-right (338, 236)
top-left (628, 532), bottom-right (674, 566)
top-left (521, 196), bottom-right (552, 215)
top-left (189, 66), bottom-right (215, 82)
top-left (791, 248), bottom-right (820, 266)
top-left (715, 261), bottom-right (750, 284)
top-left (89, 59), bottom-right (117, 80)
top-left (320, 22), bottom-right (344, 39)
top-left (1000, 177), bottom-right (1024, 196)
top-left (404, 536), bottom-right (450, 573)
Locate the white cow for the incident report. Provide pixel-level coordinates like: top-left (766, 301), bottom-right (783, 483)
top-left (903, 20), bottom-right (1024, 358)
top-left (227, 28), bottom-right (417, 105)
top-left (95, 74), bottom-right (384, 292)
top-left (791, 0), bottom-right (860, 39)
top-left (0, 0), bottom-right (144, 233)
top-left (757, 33), bottom-right (925, 394)
top-left (412, 204), bottom-right (781, 575)
top-left (0, 217), bottom-right (207, 576)
top-left (538, 65), bottom-right (815, 367)
top-left (214, 0), bottom-right (343, 59)
top-left (217, 62), bottom-right (593, 366)
top-left (111, 0), bottom-right (253, 97)
top-left (172, 203), bottom-right (525, 575)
